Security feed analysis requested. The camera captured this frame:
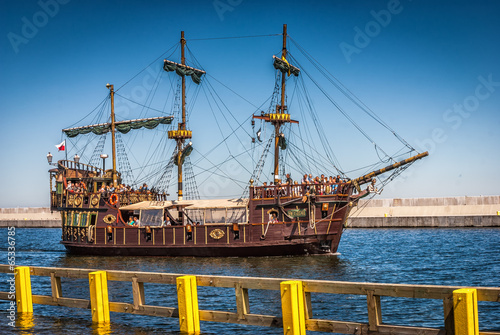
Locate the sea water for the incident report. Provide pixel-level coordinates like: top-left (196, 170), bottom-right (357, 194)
top-left (0, 227), bottom-right (499, 334)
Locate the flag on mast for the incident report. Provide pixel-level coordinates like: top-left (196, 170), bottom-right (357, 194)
top-left (56, 140), bottom-right (66, 151)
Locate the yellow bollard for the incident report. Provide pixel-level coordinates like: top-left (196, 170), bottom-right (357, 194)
top-left (15, 266), bottom-right (33, 313)
top-left (176, 275), bottom-right (200, 334)
top-left (280, 281), bottom-right (306, 335)
top-left (89, 271), bottom-right (110, 324)
top-left (453, 288), bottom-right (479, 335)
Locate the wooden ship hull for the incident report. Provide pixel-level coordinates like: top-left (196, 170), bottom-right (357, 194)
top-left (52, 153), bottom-right (427, 257)
top-left (52, 161), bottom-right (353, 257)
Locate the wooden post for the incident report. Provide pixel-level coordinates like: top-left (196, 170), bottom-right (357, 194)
top-left (176, 275), bottom-right (200, 334)
top-left (366, 290), bottom-right (382, 331)
top-left (453, 288), bottom-right (479, 335)
top-left (304, 292), bottom-right (313, 319)
top-left (280, 280), bottom-right (305, 335)
top-left (235, 283), bottom-right (250, 320)
top-left (15, 266), bottom-right (33, 313)
top-left (443, 295), bottom-right (455, 335)
top-left (89, 271), bottom-right (110, 324)
top-left (50, 272), bottom-right (62, 302)
top-left (132, 277), bottom-right (145, 310)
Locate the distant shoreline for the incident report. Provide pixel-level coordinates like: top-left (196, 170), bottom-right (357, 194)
top-left (1, 195), bottom-right (499, 228)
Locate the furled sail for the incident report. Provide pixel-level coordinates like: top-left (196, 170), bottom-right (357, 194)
top-left (63, 116), bottom-right (174, 138)
top-left (163, 60), bottom-right (206, 84)
top-left (273, 55), bottom-right (300, 76)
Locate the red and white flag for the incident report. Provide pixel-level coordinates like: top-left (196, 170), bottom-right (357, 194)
top-left (55, 140), bottom-right (65, 151)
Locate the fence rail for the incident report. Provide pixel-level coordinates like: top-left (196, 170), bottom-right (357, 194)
top-left (1, 264), bottom-right (499, 334)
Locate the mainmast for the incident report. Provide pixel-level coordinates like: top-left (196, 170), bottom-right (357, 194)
top-left (253, 24), bottom-right (299, 183)
top-left (177, 31), bottom-right (187, 201)
top-left (164, 31), bottom-right (206, 201)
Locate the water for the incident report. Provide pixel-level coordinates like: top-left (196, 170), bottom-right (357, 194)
top-left (1, 227), bottom-right (499, 334)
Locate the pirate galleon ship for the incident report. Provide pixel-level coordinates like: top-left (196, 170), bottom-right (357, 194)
top-left (48, 25), bottom-right (428, 256)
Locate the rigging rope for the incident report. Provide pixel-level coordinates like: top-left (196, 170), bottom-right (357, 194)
top-left (289, 36), bottom-right (415, 152)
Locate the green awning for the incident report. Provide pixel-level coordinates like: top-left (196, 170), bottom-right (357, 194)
top-left (63, 116), bottom-right (173, 138)
top-left (163, 60), bottom-right (206, 84)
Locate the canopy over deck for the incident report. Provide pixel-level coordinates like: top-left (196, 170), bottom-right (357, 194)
top-left (120, 198), bottom-right (248, 211)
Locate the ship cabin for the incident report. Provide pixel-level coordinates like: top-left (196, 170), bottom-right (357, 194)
top-left (49, 160), bottom-right (166, 211)
top-left (119, 199), bottom-right (248, 232)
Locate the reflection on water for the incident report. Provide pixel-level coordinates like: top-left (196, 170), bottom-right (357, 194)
top-left (0, 227), bottom-right (499, 334)
top-left (16, 314), bottom-right (35, 334)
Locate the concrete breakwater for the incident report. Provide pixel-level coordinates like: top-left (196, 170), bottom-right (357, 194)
top-left (0, 207), bottom-right (60, 228)
top-left (1, 196), bottom-right (499, 228)
top-left (348, 195), bottom-right (500, 228)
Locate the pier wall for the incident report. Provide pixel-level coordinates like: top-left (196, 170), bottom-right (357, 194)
top-left (348, 195), bottom-right (500, 228)
top-left (0, 207), bottom-right (60, 228)
top-left (1, 196), bottom-right (499, 228)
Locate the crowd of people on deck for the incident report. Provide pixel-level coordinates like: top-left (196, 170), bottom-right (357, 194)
top-left (65, 181), bottom-right (87, 194)
top-left (255, 173), bottom-right (349, 198)
top-left (65, 180), bottom-right (154, 197)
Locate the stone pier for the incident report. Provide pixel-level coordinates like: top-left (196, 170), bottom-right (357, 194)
top-left (348, 195), bottom-right (500, 228)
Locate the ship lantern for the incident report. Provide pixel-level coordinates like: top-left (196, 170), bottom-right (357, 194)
top-left (145, 225), bottom-right (152, 241)
top-left (100, 154), bottom-right (108, 171)
top-left (186, 224), bottom-right (193, 241)
top-left (232, 223), bottom-right (240, 240)
top-left (106, 225), bottom-right (113, 241)
top-left (46, 152), bottom-right (53, 164)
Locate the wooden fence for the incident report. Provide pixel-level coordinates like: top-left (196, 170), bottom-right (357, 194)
top-left (1, 264), bottom-right (499, 335)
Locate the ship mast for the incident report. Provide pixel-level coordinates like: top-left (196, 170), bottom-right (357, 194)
top-left (164, 31), bottom-right (205, 201)
top-left (275, 24), bottom-right (287, 182)
top-left (178, 31), bottom-right (187, 201)
top-left (107, 83), bottom-right (118, 187)
top-left (253, 24), bottom-right (299, 183)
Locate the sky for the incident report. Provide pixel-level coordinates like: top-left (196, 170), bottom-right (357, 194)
top-left (1, 0), bottom-right (499, 207)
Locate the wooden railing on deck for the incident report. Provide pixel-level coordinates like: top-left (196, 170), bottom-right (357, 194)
top-left (251, 182), bottom-right (351, 199)
top-left (1, 264), bottom-right (499, 334)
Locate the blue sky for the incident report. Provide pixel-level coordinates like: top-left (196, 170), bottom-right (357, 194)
top-left (1, 0), bottom-right (499, 207)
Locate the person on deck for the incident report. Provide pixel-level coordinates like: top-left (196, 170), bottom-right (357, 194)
top-left (140, 183), bottom-right (149, 193)
top-left (161, 217), bottom-right (171, 227)
top-left (368, 178), bottom-right (381, 195)
top-left (292, 181), bottom-right (300, 197)
top-left (262, 182), bottom-right (268, 198)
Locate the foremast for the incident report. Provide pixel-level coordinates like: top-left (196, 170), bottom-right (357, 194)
top-left (253, 24), bottom-right (300, 182)
top-left (107, 84), bottom-right (118, 187)
top-left (61, 89), bottom-right (174, 187)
